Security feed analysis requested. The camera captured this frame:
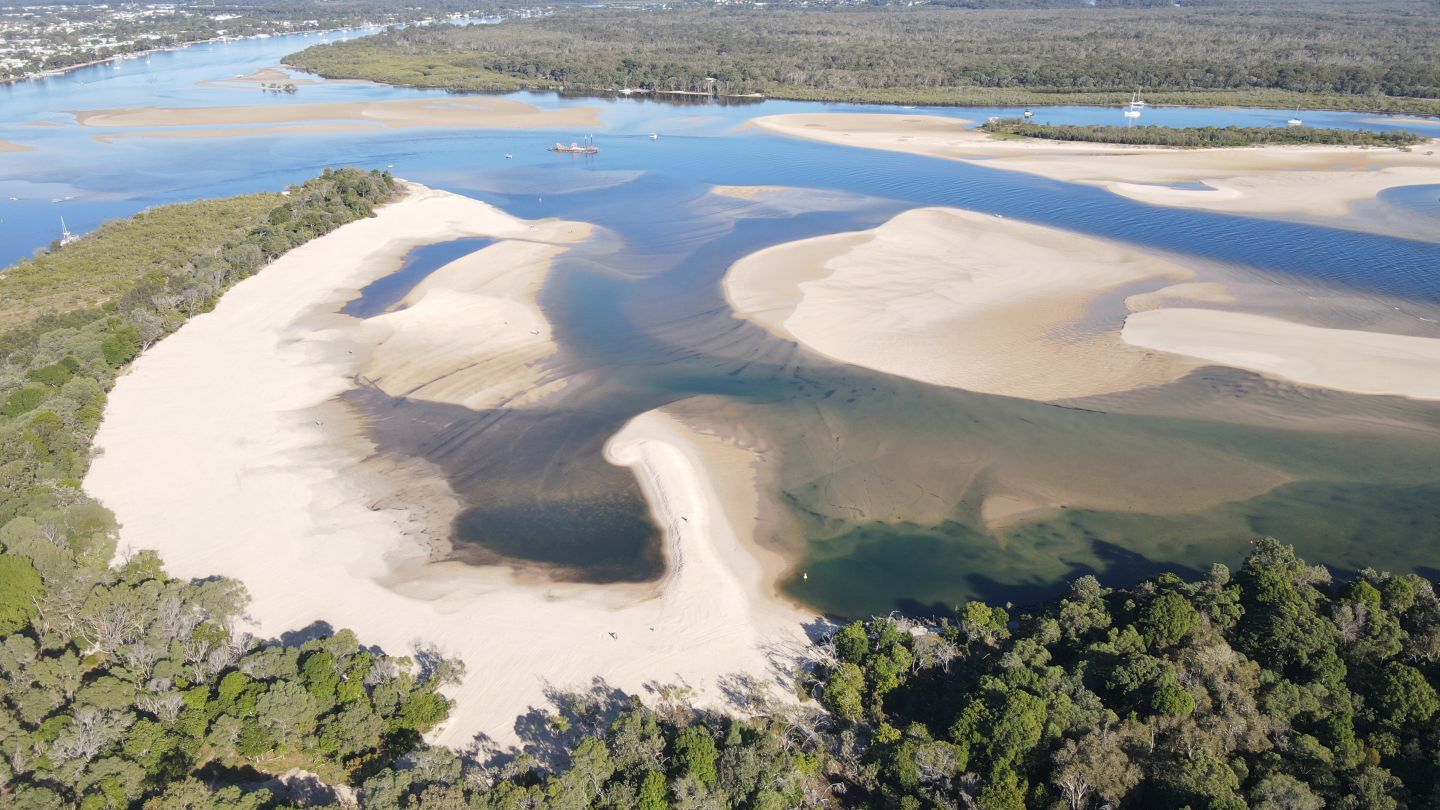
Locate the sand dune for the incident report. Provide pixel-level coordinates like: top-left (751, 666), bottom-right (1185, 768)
top-left (724, 206), bottom-right (1198, 401)
top-left (85, 183), bottom-right (812, 749)
top-left (749, 113), bottom-right (1440, 219)
top-left (1123, 308), bottom-right (1440, 400)
top-left (0, 139), bottom-right (33, 152)
top-left (72, 96), bottom-right (600, 132)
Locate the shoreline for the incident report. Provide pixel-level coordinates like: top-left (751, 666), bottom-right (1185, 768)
top-left (748, 113), bottom-right (1440, 221)
top-left (85, 182), bottom-right (814, 748)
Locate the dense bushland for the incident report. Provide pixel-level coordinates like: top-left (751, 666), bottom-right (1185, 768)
top-left (285, 1), bottom-right (1440, 114)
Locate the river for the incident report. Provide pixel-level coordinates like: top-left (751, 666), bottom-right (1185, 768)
top-left (4, 29), bottom-right (1440, 617)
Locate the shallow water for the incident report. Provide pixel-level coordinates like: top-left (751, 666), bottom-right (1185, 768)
top-left (6, 31), bottom-right (1440, 617)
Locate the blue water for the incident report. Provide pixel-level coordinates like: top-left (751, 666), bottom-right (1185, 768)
top-left (5, 31), bottom-right (1440, 616)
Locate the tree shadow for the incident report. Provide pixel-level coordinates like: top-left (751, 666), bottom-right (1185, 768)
top-left (486, 676), bottom-right (634, 773)
top-left (275, 620), bottom-right (334, 647)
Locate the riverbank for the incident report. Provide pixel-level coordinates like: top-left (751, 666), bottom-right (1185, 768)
top-left (85, 182), bottom-right (813, 748)
top-left (749, 113), bottom-right (1440, 221)
top-left (724, 206), bottom-right (1199, 402)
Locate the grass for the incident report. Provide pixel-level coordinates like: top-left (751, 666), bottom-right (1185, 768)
top-left (0, 194), bottom-right (279, 333)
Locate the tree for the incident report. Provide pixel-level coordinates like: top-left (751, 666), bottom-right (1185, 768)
top-left (0, 553), bottom-right (44, 634)
top-left (821, 663), bottom-right (866, 723)
top-left (1376, 662), bottom-right (1439, 727)
top-left (673, 726), bottom-right (719, 787)
top-left (1140, 591), bottom-right (1200, 649)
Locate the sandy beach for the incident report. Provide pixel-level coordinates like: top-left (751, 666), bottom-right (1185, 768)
top-left (749, 113), bottom-right (1440, 219)
top-left (1122, 308), bottom-right (1440, 400)
top-left (85, 183), bottom-right (813, 749)
top-left (0, 139), bottom-right (32, 152)
top-left (72, 96), bottom-right (600, 133)
top-left (724, 206), bottom-right (1199, 401)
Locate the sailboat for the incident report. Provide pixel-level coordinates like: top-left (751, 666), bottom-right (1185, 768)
top-left (1123, 106), bottom-right (1142, 119)
top-left (1023, 109), bottom-right (1034, 119)
top-left (59, 217), bottom-right (77, 246)
top-left (1129, 87), bottom-right (1146, 109)
top-left (1287, 109), bottom-right (1303, 127)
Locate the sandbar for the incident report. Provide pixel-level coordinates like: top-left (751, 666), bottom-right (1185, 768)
top-left (198, 66), bottom-right (318, 89)
top-left (85, 183), bottom-right (812, 748)
top-left (724, 206), bottom-right (1198, 402)
top-left (1122, 308), bottom-right (1440, 400)
top-left (92, 124), bottom-right (383, 143)
top-left (749, 113), bottom-right (1440, 219)
top-left (72, 97), bottom-right (601, 132)
top-left (0, 139), bottom-right (33, 153)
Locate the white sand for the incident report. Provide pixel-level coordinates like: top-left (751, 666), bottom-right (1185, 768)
top-left (86, 183), bottom-right (812, 749)
top-left (724, 206), bottom-right (1198, 401)
top-left (1122, 308), bottom-right (1440, 400)
top-left (750, 113), bottom-right (1440, 219)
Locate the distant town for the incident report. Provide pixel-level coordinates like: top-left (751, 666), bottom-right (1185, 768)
top-left (0, 1), bottom-right (494, 83)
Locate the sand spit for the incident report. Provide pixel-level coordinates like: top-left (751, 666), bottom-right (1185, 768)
top-left (86, 183), bottom-right (812, 748)
top-left (725, 206), bottom-right (1199, 401)
top-left (72, 96), bottom-right (601, 133)
top-left (358, 236), bottom-right (586, 410)
top-left (0, 139), bottom-right (33, 153)
top-left (749, 113), bottom-right (1440, 219)
top-left (1123, 308), bottom-right (1440, 400)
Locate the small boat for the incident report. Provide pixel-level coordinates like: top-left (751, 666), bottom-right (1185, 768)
top-left (549, 136), bottom-right (599, 154)
top-left (505, 153), bottom-right (513, 159)
top-left (649, 133), bottom-right (658, 140)
top-left (1287, 114), bottom-right (1303, 127)
top-left (1023, 109), bottom-right (1034, 119)
top-left (1124, 108), bottom-right (1141, 118)
top-left (1129, 88), bottom-right (1146, 108)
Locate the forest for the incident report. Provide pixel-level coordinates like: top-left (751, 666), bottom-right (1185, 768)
top-left (284, 0), bottom-right (1440, 114)
top-left (979, 119), bottom-right (1430, 148)
top-left (6, 170), bottom-right (1440, 808)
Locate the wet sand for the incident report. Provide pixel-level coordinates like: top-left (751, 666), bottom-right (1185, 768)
top-left (724, 206), bottom-right (1199, 401)
top-left (85, 182), bottom-right (813, 748)
top-left (749, 113), bottom-right (1440, 219)
top-left (72, 96), bottom-right (601, 132)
